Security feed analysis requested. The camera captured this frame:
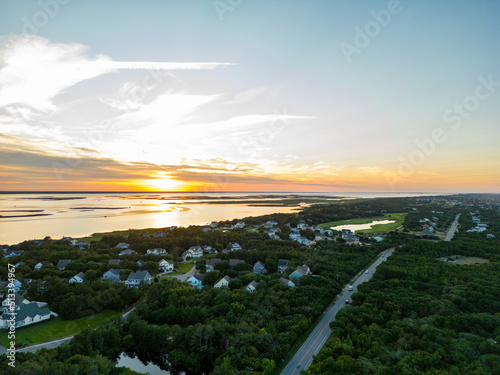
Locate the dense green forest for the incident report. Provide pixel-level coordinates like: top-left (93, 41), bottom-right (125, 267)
top-left (306, 219), bottom-right (500, 374)
top-left (2, 194), bottom-right (499, 374)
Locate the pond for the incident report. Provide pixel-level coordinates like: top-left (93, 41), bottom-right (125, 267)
top-left (116, 352), bottom-right (171, 374)
top-left (331, 219), bottom-right (396, 232)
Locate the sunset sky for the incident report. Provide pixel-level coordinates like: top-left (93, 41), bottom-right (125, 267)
top-left (1, 0), bottom-right (499, 193)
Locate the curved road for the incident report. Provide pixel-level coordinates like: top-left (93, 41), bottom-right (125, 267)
top-left (281, 247), bottom-right (395, 375)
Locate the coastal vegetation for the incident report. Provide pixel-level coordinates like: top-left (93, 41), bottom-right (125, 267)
top-left (1, 194), bottom-right (499, 374)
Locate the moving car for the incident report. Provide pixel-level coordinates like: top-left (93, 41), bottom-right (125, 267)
top-left (348, 285), bottom-right (353, 291)
top-left (365, 270), bottom-right (369, 274)
top-left (345, 300), bottom-right (350, 304)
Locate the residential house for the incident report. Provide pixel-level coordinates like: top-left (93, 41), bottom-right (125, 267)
top-left (245, 281), bottom-right (259, 293)
top-left (102, 269), bottom-right (122, 283)
top-left (2, 294), bottom-right (28, 311)
top-left (141, 233), bottom-right (151, 238)
top-left (486, 234), bottom-right (496, 239)
top-left (203, 227), bottom-right (211, 232)
top-left (210, 221), bottom-right (219, 228)
top-left (4, 250), bottom-right (24, 258)
top-left (153, 231), bottom-right (166, 238)
top-left (119, 249), bottom-right (137, 256)
top-left (34, 261), bottom-right (53, 270)
top-left (229, 259), bottom-right (245, 268)
top-left (9, 279), bottom-right (24, 294)
top-left (264, 220), bottom-right (278, 228)
top-left (227, 242), bottom-right (242, 252)
top-left (253, 261), bottom-right (267, 274)
top-left (0, 300), bottom-right (55, 329)
top-left (315, 234), bottom-right (326, 241)
top-left (202, 245), bottom-right (214, 254)
top-left (279, 277), bottom-right (295, 287)
top-left (277, 259), bottom-right (290, 273)
top-left (107, 259), bottom-right (122, 267)
top-left (146, 248), bottom-right (167, 256)
top-left (57, 259), bottom-right (72, 271)
top-left (345, 235), bottom-right (359, 245)
top-left (126, 271), bottom-right (151, 288)
top-left (114, 242), bottom-right (130, 249)
top-left (60, 237), bottom-right (77, 246)
top-left (183, 246), bottom-right (203, 260)
top-left (214, 276), bottom-right (232, 288)
top-left (206, 259), bottom-right (222, 272)
top-left (233, 221), bottom-right (245, 229)
top-left (422, 225), bottom-right (434, 235)
top-left (69, 272), bottom-right (85, 283)
top-left (75, 241), bottom-right (89, 250)
top-left (158, 259), bottom-right (174, 273)
top-left (187, 274), bottom-right (204, 289)
top-left (290, 264), bottom-right (310, 281)
top-left (319, 228), bottom-right (333, 236)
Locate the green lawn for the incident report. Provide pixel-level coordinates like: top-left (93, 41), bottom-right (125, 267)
top-left (0, 309), bottom-right (121, 347)
top-left (319, 213), bottom-right (408, 234)
top-left (161, 263), bottom-right (193, 277)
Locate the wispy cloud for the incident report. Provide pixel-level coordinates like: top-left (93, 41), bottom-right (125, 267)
top-left (0, 36), bottom-right (232, 112)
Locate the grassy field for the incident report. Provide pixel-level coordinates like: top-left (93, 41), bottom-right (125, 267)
top-left (0, 309), bottom-right (121, 347)
top-left (319, 213), bottom-right (408, 234)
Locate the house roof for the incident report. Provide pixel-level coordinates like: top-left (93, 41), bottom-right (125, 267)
top-left (229, 259), bottom-right (244, 267)
top-left (57, 259), bottom-right (72, 269)
top-left (2, 294), bottom-right (26, 305)
top-left (108, 259), bottom-right (122, 265)
top-left (191, 274), bottom-right (204, 282)
top-left (278, 259), bottom-right (290, 267)
top-left (279, 277), bottom-right (292, 286)
top-left (206, 259), bottom-right (222, 266)
top-left (2, 302), bottom-right (51, 322)
top-left (247, 281), bottom-right (259, 289)
top-left (104, 269), bottom-right (122, 276)
top-left (128, 271), bottom-right (150, 281)
top-left (119, 249), bottom-right (136, 255)
top-left (75, 272), bottom-right (85, 279)
top-left (254, 261), bottom-right (265, 268)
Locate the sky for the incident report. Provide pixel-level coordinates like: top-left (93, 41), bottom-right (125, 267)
top-left (0, 0), bottom-right (499, 193)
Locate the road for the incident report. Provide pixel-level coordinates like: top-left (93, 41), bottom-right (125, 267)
top-left (281, 247), bottom-right (395, 375)
top-left (444, 214), bottom-right (460, 242)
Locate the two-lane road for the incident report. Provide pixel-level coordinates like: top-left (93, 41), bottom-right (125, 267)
top-left (444, 214), bottom-right (460, 242)
top-left (281, 247), bottom-right (395, 375)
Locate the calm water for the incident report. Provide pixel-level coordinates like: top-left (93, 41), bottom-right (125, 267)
top-left (331, 220), bottom-right (396, 232)
top-left (116, 352), bottom-right (171, 374)
top-left (0, 192), bottom-right (444, 244)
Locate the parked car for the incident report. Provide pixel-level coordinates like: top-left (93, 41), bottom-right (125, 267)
top-left (345, 300), bottom-right (350, 304)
